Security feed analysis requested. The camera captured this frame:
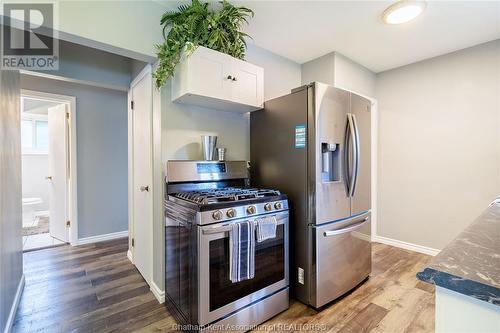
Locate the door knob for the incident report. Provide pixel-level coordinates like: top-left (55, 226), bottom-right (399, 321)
top-left (140, 185), bottom-right (149, 192)
top-left (45, 176), bottom-right (52, 180)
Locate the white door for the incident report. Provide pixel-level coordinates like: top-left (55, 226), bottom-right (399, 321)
top-left (230, 59), bottom-right (264, 107)
top-left (47, 104), bottom-right (69, 242)
top-left (130, 67), bottom-right (153, 283)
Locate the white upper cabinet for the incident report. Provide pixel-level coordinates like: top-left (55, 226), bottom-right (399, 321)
top-left (171, 46), bottom-right (264, 113)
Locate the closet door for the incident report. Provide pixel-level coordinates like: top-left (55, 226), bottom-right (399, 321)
top-left (48, 104), bottom-right (69, 242)
top-left (129, 65), bottom-right (153, 284)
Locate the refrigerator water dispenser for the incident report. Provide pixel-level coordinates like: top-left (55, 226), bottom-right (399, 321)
top-left (321, 142), bottom-right (340, 182)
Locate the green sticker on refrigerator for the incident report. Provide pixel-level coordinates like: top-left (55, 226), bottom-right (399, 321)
top-left (295, 124), bottom-right (306, 148)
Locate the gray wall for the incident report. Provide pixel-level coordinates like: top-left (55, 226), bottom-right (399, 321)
top-left (376, 40), bottom-right (500, 250)
top-left (0, 70), bottom-right (23, 333)
top-left (301, 53), bottom-right (335, 86)
top-left (21, 75), bottom-right (129, 239)
top-left (333, 52), bottom-right (376, 98)
top-left (35, 39), bottom-right (146, 89)
top-left (301, 51), bottom-right (376, 98)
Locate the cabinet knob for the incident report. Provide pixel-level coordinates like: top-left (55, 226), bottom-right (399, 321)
top-left (232, 77), bottom-right (237, 81)
top-left (227, 75), bottom-right (233, 80)
top-left (140, 185), bottom-right (149, 192)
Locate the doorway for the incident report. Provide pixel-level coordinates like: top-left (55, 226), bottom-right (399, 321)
top-left (20, 90), bottom-right (78, 251)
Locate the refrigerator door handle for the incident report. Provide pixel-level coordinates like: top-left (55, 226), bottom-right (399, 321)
top-left (323, 217), bottom-right (369, 237)
top-left (351, 113), bottom-right (361, 196)
top-left (343, 116), bottom-right (349, 196)
top-left (344, 113), bottom-right (356, 197)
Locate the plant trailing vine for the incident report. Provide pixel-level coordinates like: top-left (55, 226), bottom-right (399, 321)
top-left (154, 0), bottom-right (254, 88)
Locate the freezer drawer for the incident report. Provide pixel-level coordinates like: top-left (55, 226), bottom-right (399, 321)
top-left (310, 213), bottom-right (371, 308)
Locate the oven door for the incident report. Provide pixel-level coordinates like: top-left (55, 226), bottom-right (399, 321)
top-left (198, 211), bottom-right (289, 326)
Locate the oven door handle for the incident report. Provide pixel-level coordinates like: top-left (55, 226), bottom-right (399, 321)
top-left (202, 215), bottom-right (286, 235)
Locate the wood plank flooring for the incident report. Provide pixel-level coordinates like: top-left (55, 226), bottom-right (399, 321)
top-left (13, 238), bottom-right (434, 333)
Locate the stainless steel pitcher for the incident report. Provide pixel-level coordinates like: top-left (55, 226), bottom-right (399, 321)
top-left (201, 135), bottom-right (217, 160)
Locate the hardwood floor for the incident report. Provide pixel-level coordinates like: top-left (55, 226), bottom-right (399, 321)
top-left (13, 238), bottom-right (434, 333)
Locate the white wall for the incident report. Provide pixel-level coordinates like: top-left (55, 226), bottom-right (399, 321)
top-left (161, 43), bottom-right (302, 161)
top-left (301, 51), bottom-right (376, 98)
top-left (375, 40), bottom-right (500, 250)
top-left (57, 1), bottom-right (164, 58)
top-left (21, 154), bottom-right (49, 211)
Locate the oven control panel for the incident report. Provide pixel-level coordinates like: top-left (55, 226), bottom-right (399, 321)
top-left (200, 200), bottom-right (289, 225)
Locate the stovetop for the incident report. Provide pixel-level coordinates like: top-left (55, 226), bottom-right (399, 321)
top-left (172, 187), bottom-right (282, 205)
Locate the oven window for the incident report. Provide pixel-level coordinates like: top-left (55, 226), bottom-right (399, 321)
top-left (209, 225), bottom-right (285, 311)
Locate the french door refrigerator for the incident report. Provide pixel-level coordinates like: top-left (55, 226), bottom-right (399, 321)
top-left (250, 82), bottom-right (371, 308)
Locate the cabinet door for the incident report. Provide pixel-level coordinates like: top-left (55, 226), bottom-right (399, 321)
top-left (230, 58), bottom-right (264, 107)
top-left (188, 47), bottom-right (232, 101)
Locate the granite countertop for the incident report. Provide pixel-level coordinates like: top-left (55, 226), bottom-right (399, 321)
top-left (417, 201), bottom-right (500, 305)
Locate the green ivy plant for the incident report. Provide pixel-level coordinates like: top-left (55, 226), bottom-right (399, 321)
top-left (154, 0), bottom-right (254, 88)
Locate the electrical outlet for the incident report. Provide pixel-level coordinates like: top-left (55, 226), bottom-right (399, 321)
top-left (298, 267), bottom-right (304, 285)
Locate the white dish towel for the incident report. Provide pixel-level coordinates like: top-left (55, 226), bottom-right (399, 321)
top-left (256, 215), bottom-right (278, 243)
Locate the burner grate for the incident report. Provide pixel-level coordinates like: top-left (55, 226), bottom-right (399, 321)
top-left (172, 187), bottom-right (281, 205)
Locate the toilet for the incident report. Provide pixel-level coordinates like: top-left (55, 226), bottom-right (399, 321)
top-left (22, 197), bottom-right (43, 227)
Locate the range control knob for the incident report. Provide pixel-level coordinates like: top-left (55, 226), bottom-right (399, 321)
top-left (226, 208), bottom-right (237, 218)
top-left (264, 203), bottom-right (272, 211)
top-left (246, 205), bottom-right (256, 215)
top-left (274, 202), bottom-right (283, 210)
top-left (212, 210), bottom-right (223, 220)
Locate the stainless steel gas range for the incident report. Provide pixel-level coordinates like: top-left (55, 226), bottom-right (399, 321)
top-left (164, 160), bottom-right (289, 332)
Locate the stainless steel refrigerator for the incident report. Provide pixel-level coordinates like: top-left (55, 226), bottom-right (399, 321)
top-left (250, 82), bottom-right (371, 308)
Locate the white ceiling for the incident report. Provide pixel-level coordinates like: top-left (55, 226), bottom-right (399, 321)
top-left (158, 1), bottom-right (500, 73)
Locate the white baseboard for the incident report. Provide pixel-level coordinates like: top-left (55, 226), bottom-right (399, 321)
top-left (127, 249), bottom-right (133, 263)
top-left (372, 235), bottom-right (440, 256)
top-left (76, 230), bottom-right (128, 245)
top-left (4, 274), bottom-right (25, 333)
top-left (150, 280), bottom-right (165, 304)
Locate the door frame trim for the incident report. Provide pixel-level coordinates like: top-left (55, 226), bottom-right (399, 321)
top-left (21, 89), bottom-right (78, 245)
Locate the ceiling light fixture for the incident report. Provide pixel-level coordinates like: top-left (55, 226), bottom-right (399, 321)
top-left (382, 1), bottom-right (426, 25)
